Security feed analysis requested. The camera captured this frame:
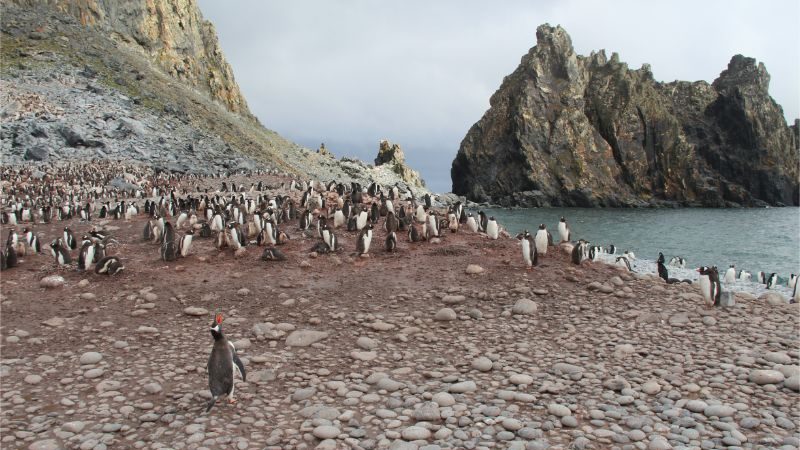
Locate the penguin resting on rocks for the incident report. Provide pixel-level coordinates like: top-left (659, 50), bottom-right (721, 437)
top-left (206, 313), bottom-right (246, 413)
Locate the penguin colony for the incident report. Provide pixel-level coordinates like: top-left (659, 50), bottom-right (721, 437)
top-left (2, 161), bottom-right (798, 411)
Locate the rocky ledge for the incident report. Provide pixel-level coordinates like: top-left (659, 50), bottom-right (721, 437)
top-left (452, 24), bottom-right (799, 207)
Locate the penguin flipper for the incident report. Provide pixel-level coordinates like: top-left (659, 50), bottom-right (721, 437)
top-left (233, 353), bottom-right (246, 382)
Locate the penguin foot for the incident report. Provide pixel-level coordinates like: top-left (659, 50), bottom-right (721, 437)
top-left (228, 397), bottom-right (237, 405)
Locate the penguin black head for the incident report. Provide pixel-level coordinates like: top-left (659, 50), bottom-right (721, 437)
top-left (210, 313), bottom-right (224, 340)
top-left (657, 252), bottom-right (665, 264)
top-left (489, 216), bottom-right (495, 221)
top-left (560, 217), bottom-right (565, 222)
top-left (539, 224), bottom-right (546, 229)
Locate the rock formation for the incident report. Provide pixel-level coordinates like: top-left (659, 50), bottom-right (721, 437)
top-left (452, 24), bottom-right (799, 207)
top-left (374, 140), bottom-right (426, 188)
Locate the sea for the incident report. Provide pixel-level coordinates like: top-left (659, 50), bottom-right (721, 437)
top-left (482, 206), bottom-right (800, 299)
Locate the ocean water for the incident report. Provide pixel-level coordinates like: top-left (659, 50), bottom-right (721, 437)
top-left (482, 207), bottom-right (800, 298)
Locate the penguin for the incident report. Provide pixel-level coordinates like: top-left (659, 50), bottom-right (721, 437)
top-left (558, 217), bottom-right (570, 243)
top-left (78, 241), bottom-right (96, 271)
top-left (356, 223), bottom-right (373, 255)
top-left (789, 274), bottom-right (797, 290)
top-left (261, 246), bottom-right (286, 261)
top-left (534, 224), bottom-right (549, 255)
top-left (448, 213), bottom-right (458, 233)
top-left (486, 216), bottom-right (499, 240)
top-left (50, 238), bottom-right (71, 265)
top-left (160, 222), bottom-right (178, 261)
top-left (333, 208), bottom-right (346, 229)
top-left (669, 256), bottom-right (686, 268)
top-left (356, 209), bottom-right (368, 231)
top-left (766, 273), bottom-right (778, 289)
top-left (757, 271), bottom-right (766, 284)
top-left (478, 211), bottom-right (488, 232)
top-left (606, 244), bottom-right (616, 255)
top-left (427, 212), bottom-right (440, 239)
top-left (793, 278), bottom-right (800, 304)
top-left (176, 211), bottom-right (188, 229)
top-left (199, 222), bottom-right (212, 238)
top-left (723, 265), bottom-right (736, 284)
top-left (615, 256), bottom-right (632, 272)
top-left (408, 224), bottom-right (424, 243)
top-left (385, 231), bottom-right (397, 253)
top-left (325, 229), bottom-right (338, 251)
top-left (466, 213), bottom-right (478, 233)
top-left (63, 226), bottom-right (77, 250)
top-left (624, 250), bottom-right (636, 260)
top-left (572, 240), bottom-right (589, 265)
top-left (179, 230), bottom-right (194, 257)
top-left (27, 233), bottom-right (41, 253)
top-left (384, 211), bottom-right (399, 234)
top-left (517, 230), bottom-right (537, 269)
top-left (206, 313), bottom-right (246, 413)
top-left (657, 253), bottom-right (669, 280)
top-left (414, 204), bottom-right (427, 223)
top-left (738, 269), bottom-right (752, 282)
top-left (369, 202), bottom-right (380, 224)
top-left (4, 243), bottom-right (18, 269)
top-left (697, 266), bottom-right (721, 307)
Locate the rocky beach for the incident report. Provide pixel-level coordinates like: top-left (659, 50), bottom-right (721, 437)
top-left (1, 166), bottom-right (799, 450)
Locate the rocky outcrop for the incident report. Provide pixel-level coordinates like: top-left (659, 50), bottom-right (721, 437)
top-left (374, 140), bottom-right (426, 188)
top-left (5, 0), bottom-right (251, 117)
top-left (452, 24), bottom-right (799, 207)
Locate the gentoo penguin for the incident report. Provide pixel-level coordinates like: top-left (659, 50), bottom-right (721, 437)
top-left (333, 208), bottom-right (346, 229)
top-left (624, 250), bottom-right (636, 260)
top-left (63, 227), bottom-right (77, 250)
top-left (408, 224), bottom-right (424, 243)
top-left (790, 274), bottom-right (797, 290)
top-left (199, 222), bottom-right (212, 238)
top-left (207, 313), bottom-right (246, 413)
top-left (558, 217), bottom-right (570, 243)
top-left (757, 271), bottom-right (766, 284)
top-left (50, 238), bottom-right (71, 265)
top-left (478, 211), bottom-right (488, 232)
top-left (517, 230), bottom-right (537, 269)
top-left (766, 273), bottom-right (778, 290)
top-left (466, 213), bottom-right (478, 233)
top-left (176, 211), bottom-right (188, 229)
top-left (160, 222), bottom-right (178, 261)
top-left (261, 246), bottom-right (287, 261)
top-left (385, 231), bottom-right (397, 253)
top-left (78, 241), bottom-right (96, 271)
top-left (427, 211), bottom-right (440, 239)
top-left (657, 253), bottom-right (690, 284)
top-left (483, 216), bottom-right (498, 240)
top-left (4, 243), bottom-right (18, 269)
top-left (738, 269), bottom-right (752, 282)
top-left (356, 223), bottom-right (373, 255)
top-left (669, 256), bottom-right (686, 268)
top-left (697, 266), bottom-right (721, 307)
top-left (793, 279), bottom-right (800, 303)
top-left (356, 209), bottom-right (368, 231)
top-left (179, 230), bottom-right (194, 257)
top-left (95, 256), bottom-right (124, 275)
top-left (723, 265), bottom-right (736, 284)
top-left (534, 224), bottom-right (549, 255)
top-left (448, 213), bottom-right (458, 233)
top-left (606, 244), bottom-right (616, 255)
top-left (615, 256), bottom-right (632, 272)
top-left (385, 211), bottom-right (399, 233)
top-left (572, 240), bottom-right (589, 265)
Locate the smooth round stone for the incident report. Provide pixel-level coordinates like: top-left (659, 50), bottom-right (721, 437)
top-left (560, 416), bottom-right (578, 428)
top-left (28, 440), bottom-right (60, 450)
top-left (84, 368), bottom-right (104, 379)
top-left (784, 375), bottom-right (800, 391)
top-left (685, 400), bottom-right (708, 413)
top-left (79, 352), bottom-right (103, 365)
top-left (765, 352), bottom-right (792, 365)
top-left (749, 369), bottom-right (785, 385)
top-left (704, 404), bottom-right (736, 418)
top-left (502, 418), bottom-right (523, 431)
top-left (509, 373), bottom-right (533, 385)
top-left (24, 375), bottom-right (42, 385)
top-left (401, 426), bottom-right (431, 440)
top-left (628, 430), bottom-right (646, 441)
top-left (432, 392), bottom-right (455, 407)
top-left (472, 357), bottom-right (493, 372)
top-left (312, 425), bottom-right (340, 439)
top-left (62, 421), bottom-right (85, 433)
top-left (641, 381), bottom-right (661, 395)
top-left (413, 402), bottom-right (441, 421)
top-left (434, 308), bottom-right (457, 321)
top-left (548, 404), bottom-right (571, 417)
top-left (449, 381), bottom-right (476, 393)
top-left (648, 438), bottom-right (672, 450)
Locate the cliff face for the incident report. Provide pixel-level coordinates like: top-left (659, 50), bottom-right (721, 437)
top-left (5, 0), bottom-right (251, 117)
top-left (452, 24), bottom-right (799, 207)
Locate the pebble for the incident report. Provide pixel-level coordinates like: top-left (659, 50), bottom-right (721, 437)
top-left (749, 369), bottom-right (785, 385)
top-left (449, 381), bottom-right (477, 393)
top-left (465, 264), bottom-right (484, 274)
top-left (511, 298), bottom-right (538, 315)
top-left (312, 425), bottom-right (340, 439)
top-left (401, 426), bottom-right (431, 440)
top-left (79, 352), bottom-right (103, 365)
top-left (183, 306), bottom-right (208, 316)
top-left (39, 275), bottom-right (65, 289)
top-left (434, 308), bottom-right (457, 321)
top-left (24, 375), bottom-right (42, 385)
top-left (548, 404), bottom-right (571, 417)
top-left (471, 356), bottom-right (493, 372)
top-left (285, 330), bottom-right (329, 347)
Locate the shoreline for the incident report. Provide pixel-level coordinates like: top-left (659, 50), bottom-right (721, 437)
top-left (1, 167), bottom-right (799, 450)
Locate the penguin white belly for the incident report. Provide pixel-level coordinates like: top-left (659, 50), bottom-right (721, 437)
top-left (723, 268), bottom-right (736, 284)
top-left (558, 223), bottom-right (568, 242)
top-left (466, 217), bottom-right (478, 233)
top-left (415, 206), bottom-right (426, 223)
top-left (357, 212), bottom-right (367, 230)
top-left (521, 239), bottom-right (532, 267)
top-left (486, 221), bottom-right (498, 240)
top-left (698, 275), bottom-right (711, 304)
top-left (428, 216), bottom-right (439, 237)
top-left (334, 211), bottom-right (345, 228)
top-left (534, 231), bottom-right (548, 254)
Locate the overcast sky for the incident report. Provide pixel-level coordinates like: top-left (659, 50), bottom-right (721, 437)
top-left (198, 0), bottom-right (799, 193)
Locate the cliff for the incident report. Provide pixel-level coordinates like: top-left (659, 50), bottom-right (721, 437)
top-left (4, 0), bottom-right (251, 117)
top-left (451, 24), bottom-right (799, 207)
